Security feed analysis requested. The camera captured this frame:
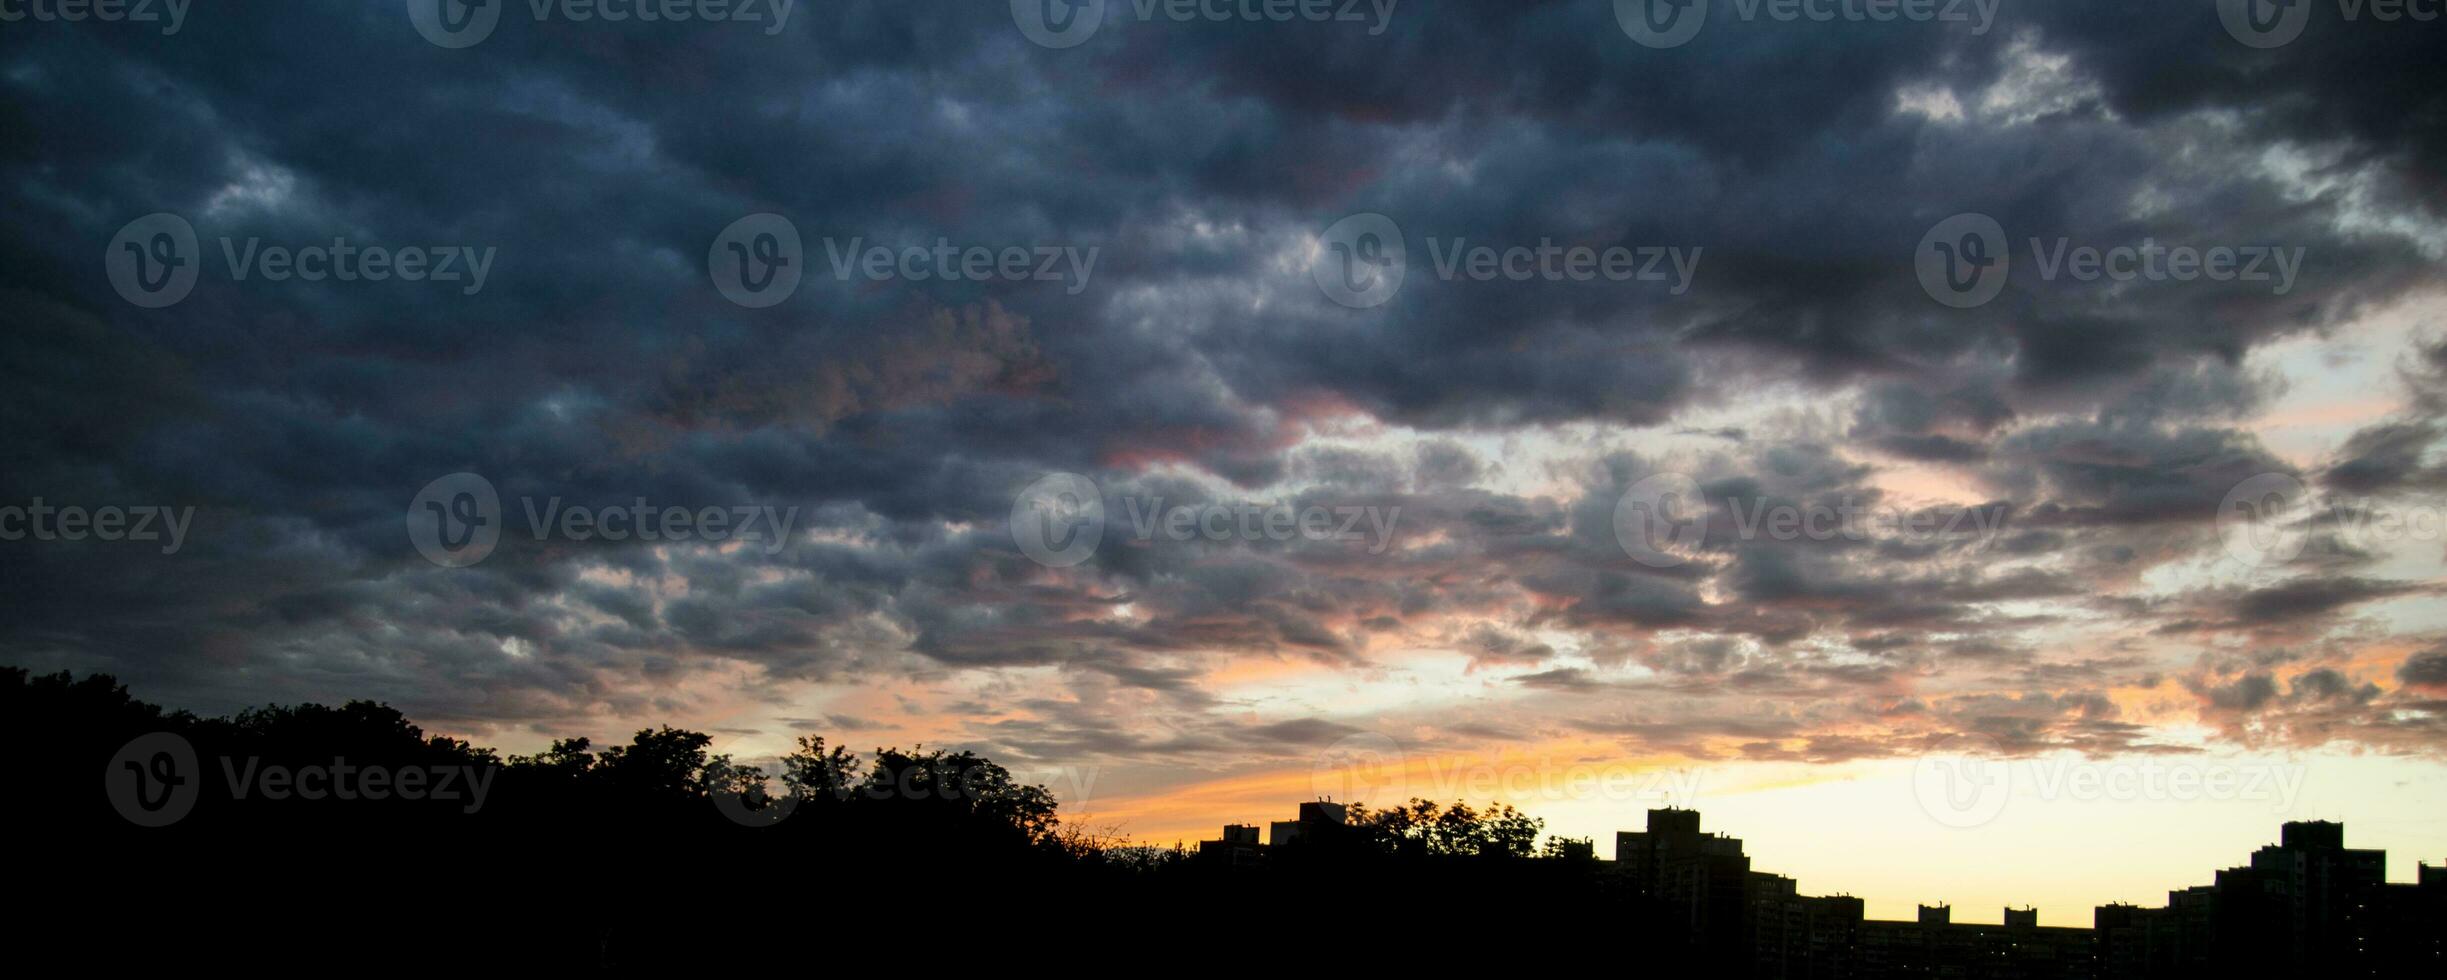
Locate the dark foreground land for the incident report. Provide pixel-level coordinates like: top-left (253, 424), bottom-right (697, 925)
top-left (7, 667), bottom-right (2440, 976)
top-left (4, 668), bottom-right (1656, 968)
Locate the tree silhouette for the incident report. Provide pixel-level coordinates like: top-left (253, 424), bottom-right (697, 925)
top-left (1349, 798), bottom-right (1545, 858)
top-left (0, 666), bottom-right (1973, 970)
top-left (594, 726), bottom-right (718, 800)
top-left (778, 733), bottom-right (860, 801)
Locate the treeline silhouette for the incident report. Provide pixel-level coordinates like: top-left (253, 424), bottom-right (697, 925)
top-left (5, 668), bottom-right (1681, 967)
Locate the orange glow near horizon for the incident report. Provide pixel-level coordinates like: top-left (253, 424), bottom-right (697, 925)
top-left (1063, 744), bottom-right (2447, 928)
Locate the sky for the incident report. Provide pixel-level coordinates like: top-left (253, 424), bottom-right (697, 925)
top-left (4, 1), bottom-right (2446, 926)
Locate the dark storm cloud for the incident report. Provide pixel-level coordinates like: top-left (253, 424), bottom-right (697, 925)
top-left (2325, 420), bottom-right (2447, 495)
top-left (1, 2), bottom-right (2442, 760)
top-left (2018, 1), bottom-right (2447, 213)
top-left (2227, 577), bottom-right (2427, 626)
top-left (1982, 420), bottom-right (2297, 527)
top-left (2323, 339), bottom-right (2447, 495)
top-left (2184, 654), bottom-right (2442, 754)
top-left (2129, 577), bottom-right (2435, 640)
top-left (1515, 667), bottom-right (1607, 693)
top-left (2399, 647), bottom-right (2447, 693)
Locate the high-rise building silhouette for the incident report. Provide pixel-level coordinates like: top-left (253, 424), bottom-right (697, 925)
top-left (1617, 808), bottom-right (1755, 961)
top-left (1617, 808), bottom-right (2091, 978)
top-left (1195, 801), bottom-right (1351, 863)
top-left (1746, 870), bottom-right (1864, 979)
top-left (1269, 800), bottom-right (1346, 846)
top-left (1194, 801), bottom-right (2439, 978)
top-left (1855, 902), bottom-right (2093, 979)
top-left (2373, 864), bottom-right (2445, 974)
top-left (1196, 823), bottom-right (1266, 865)
top-left (2094, 820), bottom-right (2443, 978)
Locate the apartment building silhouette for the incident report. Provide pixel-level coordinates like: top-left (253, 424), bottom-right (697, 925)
top-left (1195, 804), bottom-right (2441, 977)
top-left (1619, 808), bottom-right (2092, 978)
top-left (2095, 820), bottom-right (2444, 978)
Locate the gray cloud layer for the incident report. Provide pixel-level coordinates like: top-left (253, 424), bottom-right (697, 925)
top-left (3, 2), bottom-right (2442, 766)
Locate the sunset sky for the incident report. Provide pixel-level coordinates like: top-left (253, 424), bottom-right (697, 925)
top-left (5, 3), bottom-right (2445, 926)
